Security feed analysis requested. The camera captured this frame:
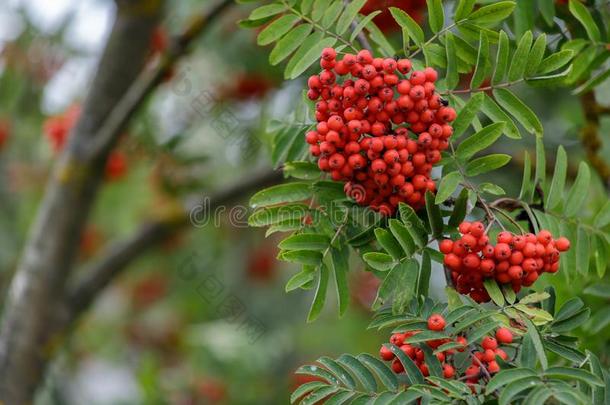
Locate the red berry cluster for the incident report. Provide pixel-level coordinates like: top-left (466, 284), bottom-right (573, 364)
top-left (42, 105), bottom-right (128, 181)
top-left (440, 222), bottom-right (571, 302)
top-left (379, 314), bottom-right (515, 385)
top-left (306, 48), bottom-right (456, 216)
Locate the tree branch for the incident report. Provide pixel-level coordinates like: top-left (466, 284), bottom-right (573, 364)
top-left (0, 1), bottom-right (235, 403)
top-left (64, 169), bottom-right (282, 323)
top-left (0, 3), bottom-right (162, 402)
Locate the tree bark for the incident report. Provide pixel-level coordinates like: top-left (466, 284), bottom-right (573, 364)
top-left (0, 1), bottom-right (162, 403)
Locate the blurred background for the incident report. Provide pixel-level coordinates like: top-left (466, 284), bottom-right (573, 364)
top-left (0, 0), bottom-right (609, 403)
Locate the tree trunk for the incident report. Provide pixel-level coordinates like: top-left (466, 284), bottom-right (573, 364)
top-left (0, 2), bottom-right (162, 403)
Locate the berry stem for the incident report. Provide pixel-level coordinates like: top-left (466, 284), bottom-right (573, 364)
top-left (408, 20), bottom-right (466, 59)
top-left (283, 2), bottom-right (360, 52)
top-left (441, 79), bottom-right (525, 96)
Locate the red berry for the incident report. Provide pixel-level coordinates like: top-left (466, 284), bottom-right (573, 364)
top-left (481, 336), bottom-right (498, 350)
top-left (495, 327), bottom-right (513, 344)
top-left (427, 314), bottom-right (446, 331)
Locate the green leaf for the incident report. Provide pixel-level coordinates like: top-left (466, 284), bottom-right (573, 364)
top-left (336, 0), bottom-right (367, 35)
top-left (435, 171), bottom-right (462, 204)
top-left (286, 267), bottom-right (316, 292)
top-left (565, 162), bottom-right (591, 217)
top-left (279, 234), bottom-right (330, 251)
top-left (375, 228), bottom-right (404, 260)
top-left (515, 304), bottom-right (554, 324)
top-left (357, 354), bottom-right (399, 391)
top-left (317, 356), bottom-right (356, 389)
top-left (269, 24), bottom-right (314, 65)
top-left (538, 0), bottom-right (555, 26)
top-left (284, 161), bottom-right (321, 180)
top-left (555, 297), bottom-right (584, 322)
top-left (493, 88), bottom-right (543, 136)
top-left (297, 364), bottom-right (341, 386)
top-left (519, 151), bottom-right (533, 201)
top-left (545, 339), bottom-right (586, 364)
top-left (389, 7), bottom-right (424, 44)
top-left (300, 0), bottom-right (314, 14)
top-left (452, 92), bottom-right (484, 139)
top-left (444, 32), bottom-right (459, 90)
top-left (534, 137), bottom-right (546, 187)
top-left (312, 0), bottom-right (331, 21)
top-left (524, 318), bottom-right (547, 369)
top-left (481, 94), bottom-right (520, 139)
top-left (456, 122), bottom-right (505, 160)
top-left (337, 354), bottom-right (377, 392)
top-left (508, 31), bottom-right (533, 81)
top-left (286, 35), bottom-right (337, 79)
top-left (307, 262), bottom-right (329, 322)
top-left (455, 0), bottom-right (476, 20)
top-left (525, 34), bottom-right (547, 77)
top-left (573, 67), bottom-right (610, 95)
top-left (479, 182), bottom-right (505, 195)
top-left (349, 11), bottom-right (381, 43)
top-left (249, 203), bottom-right (308, 227)
top-left (593, 235), bottom-right (609, 278)
top-left (425, 191), bottom-right (444, 239)
top-left (280, 250), bottom-right (323, 265)
top-left (426, 0), bottom-right (444, 33)
top-left (453, 310), bottom-right (492, 333)
top-left (468, 2), bottom-right (516, 25)
top-left (470, 32), bottom-right (490, 89)
top-left (537, 50), bottom-right (575, 74)
top-left (569, 0), bottom-right (601, 41)
top-left (593, 200), bottom-right (610, 228)
top-left (250, 182), bottom-right (312, 208)
top-left (499, 377), bottom-right (540, 405)
top-left (365, 21), bottom-right (395, 56)
top-left (465, 154), bottom-right (511, 176)
top-left (576, 225), bottom-right (590, 275)
top-left (483, 279), bottom-right (505, 306)
top-left (417, 251), bottom-right (432, 297)
top-left (249, 3), bottom-right (287, 20)
top-left (421, 345), bottom-right (443, 378)
top-left (362, 252), bottom-right (396, 271)
top-left (302, 386), bottom-right (340, 404)
top-left (387, 344), bottom-right (425, 385)
top-left (520, 292), bottom-right (550, 305)
top-left (389, 219), bottom-right (416, 257)
top-left (321, 1), bottom-right (343, 28)
top-left (486, 368), bottom-right (537, 394)
top-left (257, 14), bottom-right (300, 45)
top-left (545, 366), bottom-right (605, 387)
top-left (331, 247), bottom-right (349, 317)
top-left (447, 188), bottom-right (468, 230)
top-left (493, 31), bottom-right (510, 85)
top-left (545, 146), bottom-right (567, 211)
top-left (291, 381), bottom-right (328, 403)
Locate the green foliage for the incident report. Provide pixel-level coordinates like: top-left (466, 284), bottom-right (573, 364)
top-left (243, 0), bottom-right (610, 402)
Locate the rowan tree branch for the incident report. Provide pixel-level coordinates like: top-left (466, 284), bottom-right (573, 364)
top-left (0, 1), bottom-right (235, 403)
top-left (64, 169), bottom-right (283, 323)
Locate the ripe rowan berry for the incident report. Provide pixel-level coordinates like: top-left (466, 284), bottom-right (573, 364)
top-left (495, 328), bottom-right (513, 344)
top-left (427, 314), bottom-right (446, 331)
top-left (481, 336), bottom-right (498, 350)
